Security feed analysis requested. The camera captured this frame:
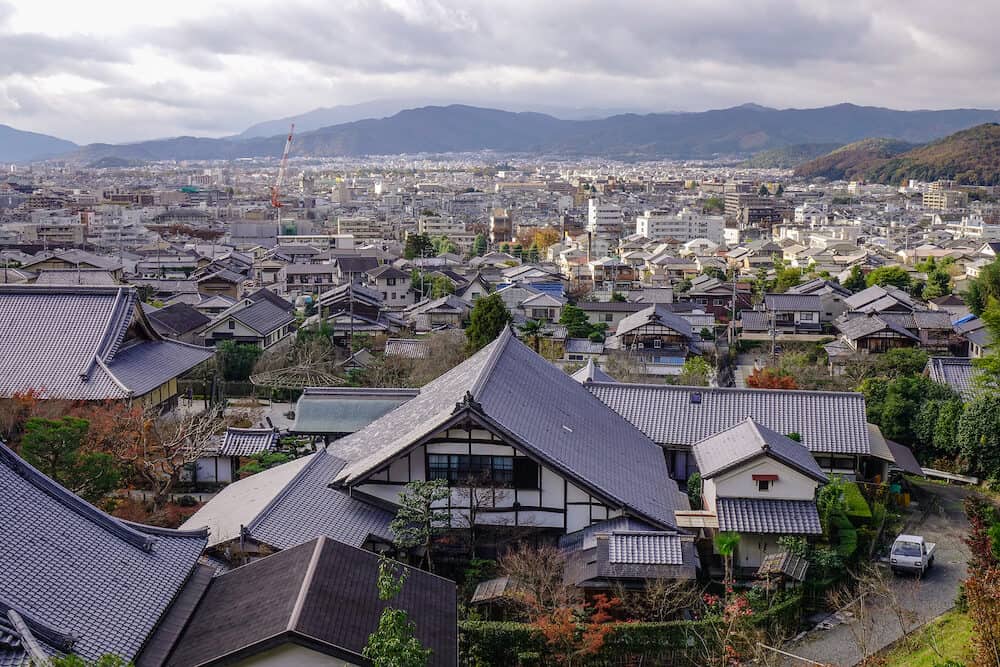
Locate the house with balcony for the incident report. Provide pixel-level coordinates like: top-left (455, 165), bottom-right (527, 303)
top-left (740, 293), bottom-right (823, 336)
top-left (604, 304), bottom-right (701, 376)
top-left (365, 264), bottom-right (414, 310)
top-left (279, 262), bottom-right (338, 297)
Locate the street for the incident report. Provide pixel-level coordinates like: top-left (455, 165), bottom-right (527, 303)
top-left (775, 481), bottom-right (972, 666)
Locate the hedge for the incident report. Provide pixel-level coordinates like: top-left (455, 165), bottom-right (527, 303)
top-left (460, 594), bottom-right (802, 666)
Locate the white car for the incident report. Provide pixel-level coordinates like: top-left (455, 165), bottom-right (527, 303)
top-left (890, 534), bottom-right (936, 575)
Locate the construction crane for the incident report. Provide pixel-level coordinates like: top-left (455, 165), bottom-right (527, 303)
top-left (270, 123), bottom-right (295, 214)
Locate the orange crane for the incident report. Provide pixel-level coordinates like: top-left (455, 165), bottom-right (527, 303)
top-left (270, 123), bottom-right (295, 210)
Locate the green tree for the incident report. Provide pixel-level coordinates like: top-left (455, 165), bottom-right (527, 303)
top-left (957, 393), bottom-right (1000, 480)
top-left (390, 479), bottom-right (450, 573)
top-left (701, 266), bottom-right (726, 281)
top-left (472, 234), bottom-right (487, 257)
top-left (702, 196), bottom-right (724, 214)
top-left (677, 356), bottom-right (712, 386)
top-left (404, 233), bottom-right (434, 260)
top-left (430, 275), bottom-right (455, 299)
top-left (872, 347), bottom-right (929, 379)
top-left (775, 183), bottom-right (785, 197)
top-left (527, 242), bottom-right (541, 263)
top-left (610, 292), bottom-right (627, 302)
top-left (432, 235), bottom-right (457, 256)
top-left (559, 303), bottom-right (594, 339)
top-left (20, 416), bottom-right (121, 502)
top-left (922, 266), bottom-right (952, 300)
top-left (974, 298), bottom-right (1000, 391)
top-left (465, 294), bottom-right (512, 353)
top-left (963, 258), bottom-right (1000, 316)
top-left (237, 451), bottom-right (293, 478)
top-left (757, 184), bottom-right (770, 196)
top-left (714, 532), bottom-right (741, 585)
top-left (518, 318), bottom-right (545, 353)
top-left (865, 265), bottom-right (911, 290)
top-left (861, 375), bottom-right (961, 455)
top-left (843, 265), bottom-right (867, 292)
top-left (774, 266), bottom-right (803, 292)
top-left (50, 656), bottom-right (132, 667)
top-left (363, 556), bottom-right (432, 667)
top-left (216, 341), bottom-right (263, 382)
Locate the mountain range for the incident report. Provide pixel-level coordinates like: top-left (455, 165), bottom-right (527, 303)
top-left (5, 103), bottom-right (1000, 164)
top-left (0, 124), bottom-right (77, 163)
top-left (795, 124), bottom-right (1000, 186)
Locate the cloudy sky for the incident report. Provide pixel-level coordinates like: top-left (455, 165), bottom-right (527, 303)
top-left (1, 0), bottom-right (998, 144)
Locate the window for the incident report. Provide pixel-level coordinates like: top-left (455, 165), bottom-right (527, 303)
top-left (604, 313), bottom-right (613, 322)
top-left (799, 312), bottom-right (815, 322)
top-left (387, 278), bottom-right (397, 286)
top-left (757, 480), bottom-right (771, 492)
top-left (228, 320), bottom-right (235, 330)
top-left (653, 339), bottom-right (662, 348)
top-left (427, 454), bottom-right (536, 488)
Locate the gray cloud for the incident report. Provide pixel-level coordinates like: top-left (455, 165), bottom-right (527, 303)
top-left (2, 0), bottom-right (1000, 143)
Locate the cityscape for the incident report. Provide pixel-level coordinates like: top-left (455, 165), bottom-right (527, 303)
top-left (3, 2), bottom-right (1000, 666)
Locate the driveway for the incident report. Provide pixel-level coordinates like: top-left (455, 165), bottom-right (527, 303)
top-left (774, 481), bottom-right (973, 666)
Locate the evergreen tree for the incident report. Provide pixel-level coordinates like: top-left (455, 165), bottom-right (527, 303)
top-left (843, 265), bottom-right (867, 292)
top-left (472, 234), bottom-right (487, 257)
top-left (403, 233), bottom-right (434, 260)
top-left (390, 479), bottom-right (450, 573)
top-left (465, 294), bottom-right (512, 352)
top-left (559, 303), bottom-right (593, 339)
top-left (20, 416), bottom-right (121, 503)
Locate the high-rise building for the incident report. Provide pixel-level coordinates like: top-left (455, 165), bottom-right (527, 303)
top-left (587, 198), bottom-right (623, 243)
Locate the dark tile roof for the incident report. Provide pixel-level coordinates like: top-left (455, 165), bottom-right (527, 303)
top-left (247, 287), bottom-right (294, 311)
top-left (231, 299), bottom-right (295, 335)
top-left (219, 428), bottom-right (278, 457)
top-left (0, 285), bottom-right (213, 400)
top-left (335, 328), bottom-right (684, 530)
top-left (787, 279), bottom-right (851, 297)
top-left (927, 356), bottom-right (978, 400)
top-left (0, 442), bottom-right (206, 663)
top-left (246, 450), bottom-right (394, 550)
top-left (716, 498), bottom-right (822, 534)
top-left (836, 313), bottom-right (920, 342)
top-left (146, 302), bottom-right (211, 336)
top-left (692, 418), bottom-right (827, 482)
top-left (614, 304), bottom-right (694, 339)
top-left (757, 551), bottom-right (810, 581)
top-left (764, 293), bottom-right (822, 311)
top-left (367, 264), bottom-right (409, 280)
top-left (335, 255), bottom-right (380, 274)
top-left (165, 537), bottom-right (458, 667)
top-left (586, 383), bottom-right (871, 455)
top-left (886, 439), bottom-right (924, 477)
top-left (608, 532), bottom-right (684, 565)
top-left (385, 338), bottom-right (430, 359)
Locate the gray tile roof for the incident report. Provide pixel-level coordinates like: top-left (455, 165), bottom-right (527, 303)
top-left (165, 537), bottom-right (457, 667)
top-left (927, 356), bottom-right (979, 400)
top-left (385, 338), bottom-right (430, 359)
top-left (608, 532), bottom-right (684, 565)
top-left (334, 327), bottom-right (684, 530)
top-left (692, 418), bottom-right (827, 482)
top-left (844, 285), bottom-right (916, 312)
top-left (740, 310), bottom-right (768, 331)
top-left (0, 442), bottom-right (206, 663)
top-left (586, 383), bottom-right (871, 455)
top-left (231, 299), bottom-right (295, 335)
top-left (571, 359), bottom-right (616, 384)
top-left (0, 286), bottom-right (213, 400)
top-left (246, 450), bottom-right (394, 550)
top-left (218, 428), bottom-right (277, 457)
top-left (764, 293), bottom-right (821, 312)
top-left (614, 304), bottom-right (694, 339)
top-left (836, 313), bottom-right (920, 342)
top-left (716, 498), bottom-right (822, 534)
top-left (146, 303), bottom-right (211, 336)
top-left (787, 279), bottom-right (851, 297)
top-left (34, 269), bottom-right (118, 286)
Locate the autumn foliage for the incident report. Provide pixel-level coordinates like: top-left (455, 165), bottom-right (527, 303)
top-left (746, 367), bottom-right (798, 390)
top-left (532, 594), bottom-right (621, 665)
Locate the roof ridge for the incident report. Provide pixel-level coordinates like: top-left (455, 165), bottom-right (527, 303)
top-left (245, 451), bottom-right (334, 534)
top-left (288, 537), bottom-right (325, 632)
top-left (588, 381), bottom-right (865, 398)
top-left (0, 441), bottom-right (157, 552)
top-left (469, 325), bottom-right (515, 401)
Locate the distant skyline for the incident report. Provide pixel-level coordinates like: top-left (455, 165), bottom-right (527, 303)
top-left (2, 0), bottom-right (999, 144)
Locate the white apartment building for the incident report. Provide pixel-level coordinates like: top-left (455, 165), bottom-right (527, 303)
top-left (587, 198), bottom-right (623, 241)
top-left (417, 215), bottom-right (467, 237)
top-left (635, 207), bottom-right (724, 244)
top-left (946, 213), bottom-right (1000, 241)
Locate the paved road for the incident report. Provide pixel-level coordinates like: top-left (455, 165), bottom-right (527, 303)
top-left (775, 481), bottom-right (972, 667)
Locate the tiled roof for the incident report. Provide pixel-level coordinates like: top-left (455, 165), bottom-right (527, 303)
top-left (0, 285), bottom-right (212, 400)
top-left (716, 498), bottom-right (822, 534)
top-left (571, 358), bottom-right (616, 384)
top-left (757, 551), bottom-right (810, 581)
top-left (614, 304), bottom-right (694, 339)
top-left (608, 533), bottom-right (684, 565)
top-left (740, 310), bottom-right (768, 331)
top-left (334, 328), bottom-right (684, 530)
top-left (146, 303), bottom-right (211, 336)
top-left (34, 269), bottom-right (118, 286)
top-left (764, 293), bottom-right (821, 312)
top-left (385, 338), bottom-right (430, 359)
top-left (692, 418), bottom-right (827, 482)
top-left (927, 356), bottom-right (979, 400)
top-left (0, 442), bottom-right (206, 663)
top-left (218, 428), bottom-right (277, 457)
top-left (247, 450), bottom-right (394, 550)
top-left (586, 383), bottom-right (871, 455)
top-left (837, 313), bottom-right (920, 341)
top-left (246, 287), bottom-right (294, 311)
top-left (231, 299), bottom-right (294, 335)
top-left (164, 537), bottom-right (457, 667)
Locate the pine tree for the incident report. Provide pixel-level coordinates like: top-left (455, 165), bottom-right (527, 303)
top-left (465, 294), bottom-right (512, 352)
